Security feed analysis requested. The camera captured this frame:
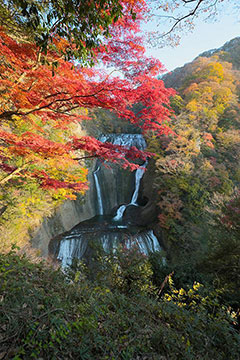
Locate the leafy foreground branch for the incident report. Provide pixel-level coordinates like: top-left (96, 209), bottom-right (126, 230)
top-left (0, 248), bottom-right (239, 360)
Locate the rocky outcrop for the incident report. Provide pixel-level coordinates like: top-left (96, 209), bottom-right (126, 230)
top-left (124, 201), bottom-right (157, 227)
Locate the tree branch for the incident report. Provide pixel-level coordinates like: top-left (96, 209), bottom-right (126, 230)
top-left (163, 0), bottom-right (204, 36)
top-left (157, 271), bottom-right (174, 297)
top-left (0, 162), bottom-right (31, 185)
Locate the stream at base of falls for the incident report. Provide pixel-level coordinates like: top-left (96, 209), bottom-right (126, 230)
top-left (49, 134), bottom-right (161, 268)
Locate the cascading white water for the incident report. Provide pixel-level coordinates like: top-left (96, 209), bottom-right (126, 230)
top-left (57, 231), bottom-right (88, 268)
top-left (93, 165), bottom-right (104, 215)
top-left (94, 133), bottom-right (147, 219)
top-left (134, 230), bottom-right (161, 255)
top-left (57, 228), bottom-right (161, 268)
top-left (113, 204), bottom-right (127, 221)
top-left (98, 134), bottom-right (146, 150)
top-left (113, 160), bottom-right (147, 220)
top-left (130, 161), bottom-right (147, 205)
top-left (52, 133), bottom-right (162, 268)
top-left (111, 134), bottom-right (147, 221)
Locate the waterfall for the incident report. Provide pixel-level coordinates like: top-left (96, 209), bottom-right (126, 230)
top-left (51, 133), bottom-right (161, 268)
top-left (113, 204), bottom-right (127, 221)
top-left (57, 228), bottom-right (161, 268)
top-left (98, 133), bottom-right (146, 150)
top-left (93, 134), bottom-right (146, 216)
top-left (58, 237), bottom-right (87, 269)
top-left (133, 230), bottom-right (161, 255)
top-left (113, 160), bottom-right (147, 220)
top-left (130, 161), bottom-right (147, 205)
top-left (112, 134), bottom-right (147, 220)
top-left (93, 165), bottom-right (104, 215)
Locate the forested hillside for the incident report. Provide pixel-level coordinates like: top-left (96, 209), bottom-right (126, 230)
top-left (147, 39), bottom-right (240, 312)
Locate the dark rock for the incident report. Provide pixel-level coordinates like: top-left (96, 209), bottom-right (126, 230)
top-left (124, 201), bottom-right (157, 226)
top-left (151, 223), bottom-right (167, 251)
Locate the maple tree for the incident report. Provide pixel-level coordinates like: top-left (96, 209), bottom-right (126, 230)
top-left (0, 0), bottom-right (175, 207)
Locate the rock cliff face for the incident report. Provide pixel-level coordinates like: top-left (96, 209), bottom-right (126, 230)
top-left (31, 160), bottom-right (136, 256)
top-left (94, 161), bottom-right (135, 214)
top-left (31, 169), bottom-right (96, 256)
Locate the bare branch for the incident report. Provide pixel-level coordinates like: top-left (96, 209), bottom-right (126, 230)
top-left (163, 0), bottom-right (204, 36)
top-left (157, 271), bottom-right (174, 297)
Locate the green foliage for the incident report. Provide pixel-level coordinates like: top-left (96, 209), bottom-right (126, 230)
top-left (197, 200), bottom-right (240, 309)
top-left (68, 244), bottom-right (156, 296)
top-left (0, 0), bottom-right (126, 63)
top-left (0, 249), bottom-right (239, 359)
top-left (170, 95), bottom-right (184, 115)
top-left (0, 175), bottom-right (82, 251)
top-left (97, 245), bottom-right (155, 295)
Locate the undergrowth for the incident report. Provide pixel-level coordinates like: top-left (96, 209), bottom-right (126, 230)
top-left (0, 248), bottom-right (239, 360)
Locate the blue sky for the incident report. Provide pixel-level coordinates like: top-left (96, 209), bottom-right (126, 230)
top-left (145, 6), bottom-right (240, 72)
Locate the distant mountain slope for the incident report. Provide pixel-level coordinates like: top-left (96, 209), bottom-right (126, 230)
top-left (162, 37), bottom-right (240, 89)
top-left (199, 37), bottom-right (240, 68)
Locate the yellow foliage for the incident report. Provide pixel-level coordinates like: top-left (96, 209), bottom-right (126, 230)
top-left (186, 99), bottom-right (198, 112)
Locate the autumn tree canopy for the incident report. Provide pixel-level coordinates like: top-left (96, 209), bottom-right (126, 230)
top-left (147, 53), bottom-right (240, 252)
top-left (0, 0), bottom-right (174, 204)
